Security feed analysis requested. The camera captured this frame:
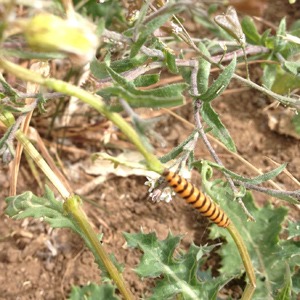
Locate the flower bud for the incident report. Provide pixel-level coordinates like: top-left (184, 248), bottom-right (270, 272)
top-left (24, 14), bottom-right (99, 65)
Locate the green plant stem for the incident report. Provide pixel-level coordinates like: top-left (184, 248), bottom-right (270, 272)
top-left (0, 58), bottom-right (164, 174)
top-left (227, 222), bottom-right (256, 300)
top-left (64, 195), bottom-right (134, 300)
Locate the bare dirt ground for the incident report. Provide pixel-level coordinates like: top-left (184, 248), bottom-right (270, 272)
top-left (0, 1), bottom-right (300, 299)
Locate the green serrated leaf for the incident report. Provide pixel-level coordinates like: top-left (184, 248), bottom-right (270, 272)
top-left (124, 231), bottom-right (230, 299)
top-left (4, 187), bottom-right (78, 231)
top-left (201, 102), bottom-right (236, 152)
top-left (124, 232), bottom-right (182, 277)
top-left (241, 16), bottom-right (262, 45)
top-left (199, 56), bottom-right (236, 102)
top-left (0, 101), bottom-right (40, 114)
top-left (197, 42), bottom-right (211, 95)
top-left (275, 265), bottom-right (292, 300)
top-left (68, 283), bottom-right (119, 300)
top-left (287, 221), bottom-right (300, 239)
top-left (277, 240), bottom-right (300, 263)
top-left (210, 192), bottom-right (296, 299)
top-left (292, 269), bottom-right (300, 294)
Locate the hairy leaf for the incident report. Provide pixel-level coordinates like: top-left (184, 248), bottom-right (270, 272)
top-left (261, 29), bottom-right (272, 48)
top-left (262, 62), bottom-right (277, 89)
top-left (210, 193), bottom-right (299, 299)
top-left (206, 160), bottom-right (288, 185)
top-left (90, 56), bottom-right (148, 79)
top-left (255, 188), bottom-right (299, 204)
top-left (292, 269), bottom-right (300, 295)
top-left (197, 42), bottom-right (211, 95)
top-left (241, 16), bottom-right (262, 45)
top-left (5, 187), bottom-right (78, 232)
top-left (199, 56), bottom-right (236, 102)
top-left (275, 18), bottom-right (287, 52)
top-left (68, 283), bottom-right (119, 300)
top-left (284, 61), bottom-right (300, 76)
top-left (287, 221), bottom-right (300, 238)
top-left (130, 4), bottom-right (183, 57)
top-left (201, 102), bottom-right (236, 152)
top-left (159, 132), bottom-right (197, 163)
top-left (164, 50), bottom-right (179, 74)
top-left (193, 160), bottom-right (298, 204)
top-left (270, 67), bottom-right (300, 94)
top-left (133, 74), bottom-right (160, 87)
top-left (124, 231), bottom-right (230, 299)
top-left (99, 65), bottom-right (187, 108)
top-left (274, 266), bottom-right (292, 300)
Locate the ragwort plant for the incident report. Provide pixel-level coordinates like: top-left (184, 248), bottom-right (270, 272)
top-left (1, 1), bottom-right (300, 299)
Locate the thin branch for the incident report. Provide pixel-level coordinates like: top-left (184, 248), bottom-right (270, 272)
top-left (187, 38), bottom-right (300, 109)
top-left (193, 91), bottom-right (255, 221)
top-left (211, 45), bottom-right (270, 63)
top-left (102, 25), bottom-right (300, 109)
top-left (235, 180), bottom-right (300, 201)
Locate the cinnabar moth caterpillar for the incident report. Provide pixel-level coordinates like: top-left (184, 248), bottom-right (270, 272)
top-left (163, 169), bottom-right (230, 228)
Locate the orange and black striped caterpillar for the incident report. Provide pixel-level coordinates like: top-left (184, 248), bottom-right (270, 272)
top-left (163, 169), bottom-right (230, 228)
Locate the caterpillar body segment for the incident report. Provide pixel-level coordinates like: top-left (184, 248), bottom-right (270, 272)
top-left (163, 169), bottom-right (230, 228)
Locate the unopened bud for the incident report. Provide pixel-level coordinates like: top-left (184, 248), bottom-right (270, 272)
top-left (24, 14), bottom-right (99, 65)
